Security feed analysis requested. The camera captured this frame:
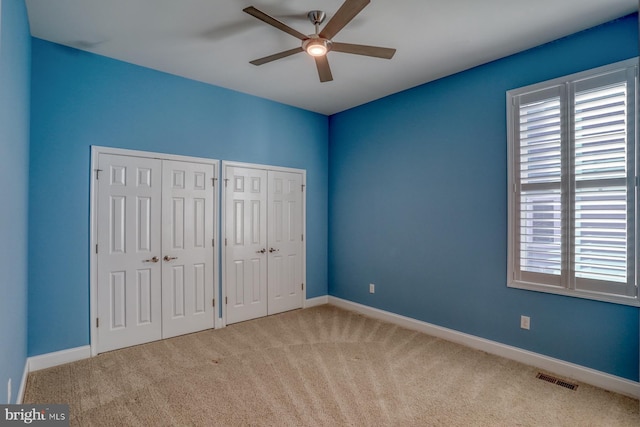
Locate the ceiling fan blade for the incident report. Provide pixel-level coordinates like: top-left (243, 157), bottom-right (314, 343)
top-left (314, 55), bottom-right (333, 82)
top-left (331, 42), bottom-right (396, 59)
top-left (250, 47), bottom-right (304, 66)
top-left (243, 6), bottom-right (308, 41)
top-left (319, 0), bottom-right (370, 40)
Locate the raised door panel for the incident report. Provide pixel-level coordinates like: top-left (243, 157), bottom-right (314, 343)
top-left (97, 154), bottom-right (162, 353)
top-left (161, 160), bottom-right (215, 338)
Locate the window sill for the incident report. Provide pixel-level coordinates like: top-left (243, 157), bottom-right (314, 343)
top-left (508, 280), bottom-right (640, 307)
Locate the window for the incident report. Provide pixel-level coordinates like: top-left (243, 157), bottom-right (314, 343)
top-left (507, 58), bottom-right (638, 306)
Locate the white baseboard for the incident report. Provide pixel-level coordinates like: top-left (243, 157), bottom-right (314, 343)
top-left (328, 296), bottom-right (640, 399)
top-left (305, 295), bottom-right (329, 308)
top-left (16, 359), bottom-right (29, 404)
top-left (18, 346), bottom-right (90, 403)
top-left (27, 346), bottom-right (91, 372)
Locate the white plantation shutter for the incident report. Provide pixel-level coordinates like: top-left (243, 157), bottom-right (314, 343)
top-left (571, 71), bottom-right (636, 297)
top-left (516, 86), bottom-right (565, 287)
top-left (508, 59), bottom-right (638, 305)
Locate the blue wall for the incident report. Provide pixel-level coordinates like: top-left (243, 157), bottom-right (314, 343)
top-left (329, 14), bottom-right (639, 381)
top-left (28, 39), bottom-right (328, 356)
top-left (0, 0), bottom-right (30, 403)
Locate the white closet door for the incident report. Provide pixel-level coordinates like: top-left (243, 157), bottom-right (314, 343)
top-left (267, 171), bottom-right (303, 315)
top-left (161, 160), bottom-right (215, 338)
top-left (225, 166), bottom-right (268, 324)
top-left (96, 154), bottom-right (162, 353)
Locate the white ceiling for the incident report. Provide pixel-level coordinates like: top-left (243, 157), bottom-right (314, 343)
top-left (25, 0), bottom-right (637, 115)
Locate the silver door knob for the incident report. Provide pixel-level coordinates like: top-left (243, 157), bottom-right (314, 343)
top-left (256, 248), bottom-right (266, 254)
top-left (143, 256), bottom-right (159, 263)
top-left (269, 248), bottom-right (279, 253)
top-left (163, 255), bottom-right (178, 261)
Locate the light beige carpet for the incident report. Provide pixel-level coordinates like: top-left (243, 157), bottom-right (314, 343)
top-left (25, 305), bottom-right (639, 426)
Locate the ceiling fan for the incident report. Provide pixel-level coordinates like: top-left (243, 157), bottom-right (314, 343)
top-left (243, 0), bottom-right (396, 82)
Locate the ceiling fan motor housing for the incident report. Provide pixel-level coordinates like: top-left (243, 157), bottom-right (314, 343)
top-left (307, 10), bottom-right (326, 26)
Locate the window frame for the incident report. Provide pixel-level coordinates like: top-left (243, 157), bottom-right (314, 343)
top-left (507, 58), bottom-right (639, 306)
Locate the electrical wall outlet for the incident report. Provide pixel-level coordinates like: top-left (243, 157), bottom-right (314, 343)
top-left (520, 315), bottom-right (530, 330)
top-left (369, 283), bottom-right (375, 294)
top-left (7, 378), bottom-right (11, 404)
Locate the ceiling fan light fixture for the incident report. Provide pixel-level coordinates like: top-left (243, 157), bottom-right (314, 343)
top-left (307, 43), bottom-right (327, 57)
top-left (303, 38), bottom-right (331, 57)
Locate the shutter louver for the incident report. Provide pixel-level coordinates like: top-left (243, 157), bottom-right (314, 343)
top-left (520, 190), bottom-right (562, 275)
top-left (519, 98), bottom-right (562, 184)
top-left (574, 186), bottom-right (627, 282)
top-left (574, 84), bottom-right (627, 181)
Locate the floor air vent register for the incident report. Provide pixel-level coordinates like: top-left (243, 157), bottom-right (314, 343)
top-left (536, 372), bottom-right (579, 390)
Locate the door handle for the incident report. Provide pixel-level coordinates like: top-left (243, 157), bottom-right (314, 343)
top-left (256, 248), bottom-right (266, 254)
top-left (163, 255), bottom-right (178, 262)
top-left (143, 256), bottom-right (159, 263)
top-left (268, 248), bottom-right (279, 253)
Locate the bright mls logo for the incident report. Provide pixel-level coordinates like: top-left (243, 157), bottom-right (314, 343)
top-left (0, 405), bottom-right (68, 426)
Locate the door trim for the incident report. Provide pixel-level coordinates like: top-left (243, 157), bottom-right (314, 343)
top-left (90, 146), bottom-right (220, 356)
top-left (221, 161), bottom-right (307, 326)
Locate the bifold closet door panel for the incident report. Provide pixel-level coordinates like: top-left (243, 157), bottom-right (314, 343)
top-left (267, 170), bottom-right (303, 315)
top-left (225, 166), bottom-right (268, 324)
top-left (161, 160), bottom-right (215, 338)
top-left (96, 154), bottom-right (163, 353)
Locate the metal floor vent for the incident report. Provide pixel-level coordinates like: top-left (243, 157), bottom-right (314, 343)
top-left (536, 373), bottom-right (578, 391)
